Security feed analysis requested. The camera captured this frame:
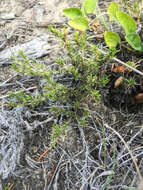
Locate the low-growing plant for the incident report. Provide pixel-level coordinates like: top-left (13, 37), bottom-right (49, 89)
top-left (63, 0), bottom-right (109, 31)
top-left (123, 77), bottom-right (136, 90)
top-left (120, 0), bottom-right (143, 22)
top-left (4, 1), bottom-right (143, 189)
top-left (63, 0), bottom-right (143, 52)
top-left (9, 26), bottom-right (110, 148)
top-left (8, 0), bottom-right (142, 154)
top-left (50, 121), bottom-right (69, 147)
top-left (2, 186), bottom-right (9, 190)
top-left (105, 1), bottom-right (143, 52)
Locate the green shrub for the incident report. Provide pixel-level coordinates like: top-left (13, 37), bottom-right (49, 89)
top-left (8, 25), bottom-right (110, 147)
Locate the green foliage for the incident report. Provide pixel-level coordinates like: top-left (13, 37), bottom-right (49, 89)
top-left (9, 25), bottom-right (110, 147)
top-left (99, 74), bottom-right (110, 87)
top-left (5, 1), bottom-right (143, 188)
top-left (45, 28), bottom-right (109, 106)
top-left (63, 8), bottom-right (82, 19)
top-left (125, 33), bottom-right (142, 51)
top-left (68, 17), bottom-right (89, 31)
top-left (121, 0), bottom-right (143, 22)
top-left (62, 0), bottom-right (143, 51)
top-left (10, 50), bottom-right (68, 107)
top-left (82, 0), bottom-right (96, 14)
top-left (126, 61), bottom-right (137, 69)
top-left (2, 186), bottom-right (9, 190)
top-left (91, 89), bottom-right (100, 100)
top-left (12, 53), bottom-right (53, 78)
top-left (116, 11), bottom-right (136, 34)
top-left (62, 2), bottom-right (90, 31)
top-left (107, 1), bottom-right (120, 21)
top-left (123, 77), bottom-right (136, 89)
top-left (105, 2), bottom-right (143, 52)
top-left (8, 91), bottom-right (44, 108)
top-left (50, 122), bottom-right (69, 147)
top-left (104, 31), bottom-right (121, 49)
top-left (127, 78), bottom-right (136, 87)
top-left (62, 0), bottom-right (109, 31)
top-left (48, 26), bottom-right (66, 40)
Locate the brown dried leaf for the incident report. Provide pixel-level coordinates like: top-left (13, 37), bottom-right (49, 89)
top-left (135, 93), bottom-right (143, 104)
top-left (91, 19), bottom-right (105, 34)
top-left (114, 76), bottom-right (123, 88)
top-left (111, 65), bottom-right (131, 73)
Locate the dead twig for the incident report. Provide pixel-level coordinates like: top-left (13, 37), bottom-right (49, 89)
top-left (104, 123), bottom-right (143, 184)
top-left (9, 183), bottom-right (14, 190)
top-left (46, 153), bottom-right (65, 190)
top-left (101, 49), bottom-right (143, 76)
top-left (37, 147), bottom-right (51, 162)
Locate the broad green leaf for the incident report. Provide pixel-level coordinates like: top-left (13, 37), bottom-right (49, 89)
top-left (125, 33), bottom-right (142, 51)
top-left (116, 11), bottom-right (136, 34)
top-left (82, 0), bottom-right (96, 14)
top-left (68, 17), bottom-right (88, 31)
top-left (140, 44), bottom-right (143, 51)
top-left (104, 31), bottom-right (121, 49)
top-left (107, 2), bottom-right (120, 21)
top-left (63, 8), bottom-right (82, 19)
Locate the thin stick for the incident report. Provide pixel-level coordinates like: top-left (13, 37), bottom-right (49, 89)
top-left (101, 49), bottom-right (143, 76)
top-left (80, 167), bottom-right (104, 190)
top-left (47, 153), bottom-right (65, 190)
top-left (37, 147), bottom-right (51, 162)
top-left (9, 183), bottom-right (14, 190)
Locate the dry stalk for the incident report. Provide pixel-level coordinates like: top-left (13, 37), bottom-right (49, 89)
top-left (104, 123), bottom-right (143, 189)
top-left (101, 49), bottom-right (143, 76)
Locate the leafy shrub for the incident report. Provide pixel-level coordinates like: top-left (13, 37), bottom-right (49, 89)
top-left (8, 25), bottom-right (111, 147)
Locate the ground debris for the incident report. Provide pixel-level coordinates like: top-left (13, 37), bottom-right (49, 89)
top-left (0, 34), bottom-right (51, 65)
